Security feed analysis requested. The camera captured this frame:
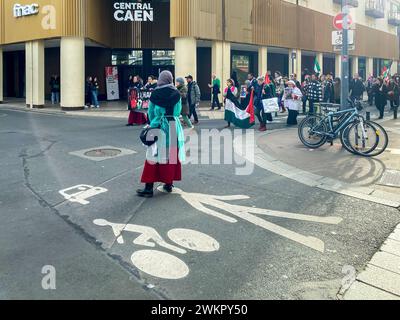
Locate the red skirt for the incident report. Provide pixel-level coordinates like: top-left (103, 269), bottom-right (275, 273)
top-left (128, 110), bottom-right (148, 125)
top-left (141, 148), bottom-right (182, 184)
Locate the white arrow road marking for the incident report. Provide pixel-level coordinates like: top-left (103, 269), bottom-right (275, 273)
top-left (158, 187), bottom-right (343, 253)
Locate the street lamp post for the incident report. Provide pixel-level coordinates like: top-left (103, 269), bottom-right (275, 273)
top-left (341, 0), bottom-right (350, 110)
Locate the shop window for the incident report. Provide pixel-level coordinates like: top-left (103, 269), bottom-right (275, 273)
top-left (111, 50), bottom-right (143, 66)
top-left (232, 54), bottom-right (250, 85)
top-left (151, 50), bottom-right (175, 66)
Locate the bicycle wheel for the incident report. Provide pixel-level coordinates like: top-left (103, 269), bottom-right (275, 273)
top-left (359, 121), bottom-right (389, 157)
top-left (340, 124), bottom-right (357, 155)
top-left (345, 121), bottom-right (382, 157)
top-left (298, 116), bottom-right (328, 149)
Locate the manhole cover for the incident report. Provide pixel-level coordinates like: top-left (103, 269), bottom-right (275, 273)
top-left (84, 149), bottom-right (122, 158)
top-left (378, 170), bottom-right (400, 188)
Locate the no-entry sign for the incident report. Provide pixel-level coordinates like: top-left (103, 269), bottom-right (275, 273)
top-left (333, 13), bottom-right (353, 30)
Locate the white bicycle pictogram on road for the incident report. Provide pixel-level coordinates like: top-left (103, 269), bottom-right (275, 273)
top-left (94, 219), bottom-right (220, 280)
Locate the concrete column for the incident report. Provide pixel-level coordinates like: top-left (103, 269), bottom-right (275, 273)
top-left (366, 57), bottom-right (374, 77)
top-left (352, 56), bottom-right (359, 77)
top-left (175, 37), bottom-right (197, 80)
top-left (258, 46), bottom-right (267, 77)
top-left (288, 49), bottom-right (302, 78)
top-left (0, 47), bottom-right (3, 103)
top-left (391, 60), bottom-right (398, 75)
top-left (25, 40), bottom-right (45, 108)
top-left (335, 54), bottom-right (342, 78)
top-left (61, 37), bottom-right (85, 110)
top-left (316, 52), bottom-right (324, 75)
top-left (212, 40), bottom-right (231, 85)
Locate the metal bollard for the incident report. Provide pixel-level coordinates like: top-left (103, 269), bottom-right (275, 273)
top-left (395, 108), bottom-right (398, 120)
top-left (366, 112), bottom-right (371, 121)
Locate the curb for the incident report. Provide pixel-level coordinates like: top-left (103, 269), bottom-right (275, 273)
top-left (234, 129), bottom-right (400, 208)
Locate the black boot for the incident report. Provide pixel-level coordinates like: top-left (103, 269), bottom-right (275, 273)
top-left (137, 183), bottom-right (154, 198)
top-left (163, 184), bottom-right (174, 193)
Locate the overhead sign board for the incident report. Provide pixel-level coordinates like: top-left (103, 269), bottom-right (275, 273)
top-left (113, 2), bottom-right (154, 22)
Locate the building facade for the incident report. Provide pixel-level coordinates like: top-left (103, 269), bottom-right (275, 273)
top-left (0, 0), bottom-right (399, 109)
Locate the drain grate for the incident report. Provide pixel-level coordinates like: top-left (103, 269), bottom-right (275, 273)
top-left (378, 170), bottom-right (400, 188)
top-left (84, 148), bottom-right (122, 158)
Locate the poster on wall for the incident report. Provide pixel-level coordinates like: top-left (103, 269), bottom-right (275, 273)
top-left (105, 67), bottom-right (120, 101)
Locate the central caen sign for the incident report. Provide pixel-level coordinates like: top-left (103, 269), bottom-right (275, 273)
top-left (113, 2), bottom-right (154, 22)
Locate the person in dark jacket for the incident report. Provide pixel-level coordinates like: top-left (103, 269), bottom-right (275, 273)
top-left (350, 73), bottom-right (365, 101)
top-left (186, 75), bottom-right (201, 125)
top-left (323, 74), bottom-right (335, 103)
top-left (254, 77), bottom-right (267, 132)
top-left (91, 76), bottom-right (100, 108)
top-left (50, 75), bottom-right (60, 105)
top-left (374, 78), bottom-right (388, 119)
top-left (85, 76), bottom-right (93, 107)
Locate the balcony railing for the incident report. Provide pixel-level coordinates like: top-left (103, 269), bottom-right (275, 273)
top-left (388, 11), bottom-right (400, 26)
top-left (332, 0), bottom-right (359, 7)
top-left (365, 0), bottom-right (385, 19)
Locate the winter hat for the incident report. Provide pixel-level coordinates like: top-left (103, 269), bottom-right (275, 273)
top-left (176, 77), bottom-right (185, 85)
top-left (287, 80), bottom-right (296, 87)
top-left (157, 70), bottom-right (174, 87)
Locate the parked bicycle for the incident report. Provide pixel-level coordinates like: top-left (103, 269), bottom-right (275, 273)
top-left (298, 99), bottom-right (388, 157)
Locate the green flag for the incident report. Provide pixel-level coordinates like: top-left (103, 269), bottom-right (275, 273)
top-left (314, 57), bottom-right (321, 74)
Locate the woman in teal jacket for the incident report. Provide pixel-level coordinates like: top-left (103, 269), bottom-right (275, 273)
top-left (137, 71), bottom-right (185, 198)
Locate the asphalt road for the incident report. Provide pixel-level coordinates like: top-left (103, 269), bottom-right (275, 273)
top-left (0, 108), bottom-right (399, 300)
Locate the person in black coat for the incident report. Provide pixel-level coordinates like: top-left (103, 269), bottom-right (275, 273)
top-left (350, 74), bottom-right (365, 101)
top-left (373, 78), bottom-right (388, 119)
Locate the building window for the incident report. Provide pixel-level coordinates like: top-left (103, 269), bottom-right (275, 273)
top-left (111, 50), bottom-right (143, 66)
top-left (232, 54), bottom-right (250, 85)
top-left (151, 50), bottom-right (175, 66)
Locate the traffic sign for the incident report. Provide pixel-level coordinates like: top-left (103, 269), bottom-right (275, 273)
top-left (333, 13), bottom-right (353, 30)
top-left (332, 30), bottom-right (354, 46)
top-left (334, 45), bottom-right (355, 52)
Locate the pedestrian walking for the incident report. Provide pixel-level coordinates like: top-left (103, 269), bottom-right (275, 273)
top-left (374, 78), bottom-right (388, 119)
top-left (208, 73), bottom-right (221, 110)
top-left (176, 77), bottom-right (193, 128)
top-left (85, 76), bottom-right (93, 108)
top-left (254, 76), bottom-right (268, 132)
top-left (387, 77), bottom-right (400, 111)
top-left (186, 75), bottom-right (201, 125)
top-left (284, 80), bottom-right (303, 126)
top-left (91, 76), bottom-right (100, 108)
top-left (137, 70), bottom-right (185, 198)
top-left (223, 79), bottom-right (238, 128)
top-left (50, 75), bottom-right (60, 105)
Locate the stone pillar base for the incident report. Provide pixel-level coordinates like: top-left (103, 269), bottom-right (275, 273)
top-left (61, 106), bottom-right (85, 111)
top-left (26, 104), bottom-right (45, 109)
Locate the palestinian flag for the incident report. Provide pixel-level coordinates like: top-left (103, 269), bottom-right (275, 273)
top-left (314, 57), bottom-right (321, 74)
top-left (382, 61), bottom-right (392, 82)
top-left (224, 88), bottom-right (255, 129)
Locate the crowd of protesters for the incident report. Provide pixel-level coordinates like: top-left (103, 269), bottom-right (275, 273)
top-left (218, 70), bottom-right (400, 131)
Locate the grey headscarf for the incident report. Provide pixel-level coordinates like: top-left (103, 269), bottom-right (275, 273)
top-left (156, 70), bottom-right (176, 90)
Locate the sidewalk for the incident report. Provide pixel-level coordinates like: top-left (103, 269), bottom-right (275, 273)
top-left (0, 99), bottom-right (225, 120)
